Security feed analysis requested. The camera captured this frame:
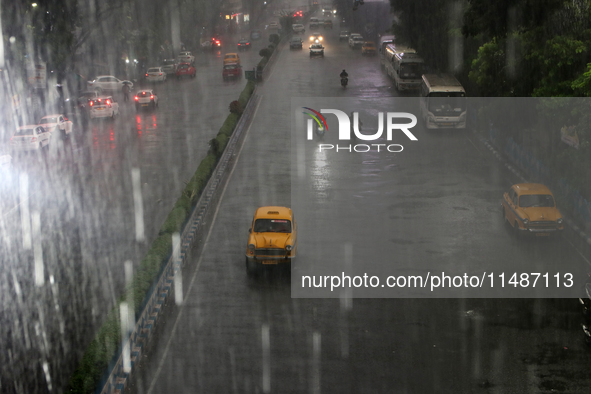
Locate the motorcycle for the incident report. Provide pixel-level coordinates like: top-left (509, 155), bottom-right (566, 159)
top-left (341, 76), bottom-right (348, 88)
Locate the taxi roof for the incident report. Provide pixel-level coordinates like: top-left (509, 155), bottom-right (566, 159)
top-left (513, 183), bottom-right (553, 195)
top-left (254, 206), bottom-right (292, 220)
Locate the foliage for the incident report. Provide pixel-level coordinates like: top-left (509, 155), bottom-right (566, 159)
top-left (269, 33), bottom-right (280, 45)
top-left (259, 48), bottom-right (271, 58)
top-left (229, 100), bottom-right (243, 115)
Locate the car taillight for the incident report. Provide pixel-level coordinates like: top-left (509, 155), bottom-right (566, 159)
top-left (150, 95), bottom-right (154, 99)
top-left (145, 73), bottom-right (148, 76)
top-left (106, 99), bottom-right (111, 105)
top-left (159, 73), bottom-right (162, 75)
top-left (89, 101), bottom-right (94, 106)
top-left (31, 137), bottom-right (37, 142)
top-left (134, 96), bottom-right (139, 101)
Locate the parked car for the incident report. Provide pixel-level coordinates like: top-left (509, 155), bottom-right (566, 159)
top-left (290, 36), bottom-right (303, 50)
top-left (501, 183), bottom-right (564, 237)
top-left (244, 206), bottom-right (297, 275)
top-left (222, 63), bottom-right (242, 80)
top-left (223, 53), bottom-right (241, 65)
top-left (177, 51), bottom-right (195, 64)
top-left (361, 41), bottom-right (377, 56)
top-left (292, 24), bottom-right (305, 34)
top-left (145, 67), bottom-right (167, 82)
top-left (134, 89), bottom-right (159, 110)
top-left (309, 43), bottom-right (325, 57)
top-left (89, 96), bottom-right (119, 119)
top-left (250, 30), bottom-right (261, 40)
top-left (237, 38), bottom-right (251, 51)
top-left (160, 59), bottom-right (179, 75)
top-left (87, 76), bottom-right (133, 93)
top-left (38, 114), bottom-right (73, 138)
top-left (176, 63), bottom-right (196, 79)
top-left (10, 125), bottom-right (51, 152)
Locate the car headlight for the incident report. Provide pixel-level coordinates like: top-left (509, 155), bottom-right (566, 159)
top-left (248, 244), bottom-right (255, 252)
top-left (522, 219), bottom-right (529, 226)
top-left (285, 245), bottom-right (292, 251)
top-left (319, 37), bottom-right (323, 41)
top-left (557, 218), bottom-right (563, 224)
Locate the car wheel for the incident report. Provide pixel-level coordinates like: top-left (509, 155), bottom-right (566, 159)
top-left (246, 258), bottom-right (258, 276)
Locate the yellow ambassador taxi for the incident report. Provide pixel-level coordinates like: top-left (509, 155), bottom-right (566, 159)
top-left (245, 206), bottom-right (297, 274)
top-left (501, 183), bottom-right (564, 237)
top-left (223, 53), bottom-right (241, 65)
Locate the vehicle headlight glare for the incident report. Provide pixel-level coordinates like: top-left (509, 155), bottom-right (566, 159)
top-left (285, 245), bottom-right (292, 251)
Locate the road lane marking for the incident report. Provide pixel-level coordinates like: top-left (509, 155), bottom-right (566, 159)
top-left (146, 95), bottom-right (263, 394)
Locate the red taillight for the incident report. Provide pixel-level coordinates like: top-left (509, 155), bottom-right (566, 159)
top-left (145, 73), bottom-right (148, 76)
top-left (134, 96), bottom-right (139, 101)
top-left (31, 137), bottom-right (37, 142)
top-left (159, 73), bottom-right (162, 75)
top-left (89, 101), bottom-right (94, 106)
top-left (246, 43), bottom-right (249, 45)
top-left (106, 99), bottom-right (111, 105)
top-left (150, 95), bottom-right (154, 99)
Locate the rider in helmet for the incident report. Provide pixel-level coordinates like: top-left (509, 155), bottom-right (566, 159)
top-left (340, 69), bottom-right (348, 78)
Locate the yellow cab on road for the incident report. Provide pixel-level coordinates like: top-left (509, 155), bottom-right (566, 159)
top-left (223, 53), bottom-right (241, 65)
top-left (245, 206), bottom-right (297, 275)
top-left (501, 183), bottom-right (564, 237)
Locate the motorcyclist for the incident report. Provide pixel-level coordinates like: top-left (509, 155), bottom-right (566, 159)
top-left (340, 70), bottom-right (349, 79)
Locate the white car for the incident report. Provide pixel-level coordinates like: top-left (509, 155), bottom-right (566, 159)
top-left (268, 21), bottom-right (280, 30)
top-left (177, 51), bottom-right (195, 64)
top-left (145, 67), bottom-right (167, 82)
top-left (292, 24), bottom-right (305, 34)
top-left (89, 96), bottom-right (119, 119)
top-left (160, 59), bottom-right (179, 75)
top-left (349, 34), bottom-right (364, 48)
top-left (309, 43), bottom-right (325, 57)
top-left (38, 114), bottom-right (73, 138)
top-left (134, 90), bottom-right (159, 111)
top-left (87, 75), bottom-right (133, 93)
top-left (10, 125), bottom-right (51, 151)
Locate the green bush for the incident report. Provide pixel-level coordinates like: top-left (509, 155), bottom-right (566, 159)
top-left (259, 48), bottom-right (271, 58)
top-left (239, 81), bottom-right (256, 107)
top-left (269, 34), bottom-right (280, 45)
top-left (229, 100), bottom-right (243, 115)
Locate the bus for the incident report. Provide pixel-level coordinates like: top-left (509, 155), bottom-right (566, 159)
top-left (378, 35), bottom-right (396, 68)
top-left (420, 74), bottom-right (467, 129)
top-left (384, 44), bottom-right (424, 91)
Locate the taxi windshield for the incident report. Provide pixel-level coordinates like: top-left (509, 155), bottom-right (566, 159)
top-left (519, 194), bottom-right (555, 208)
top-left (39, 117), bottom-right (58, 124)
top-left (253, 219), bottom-right (292, 233)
